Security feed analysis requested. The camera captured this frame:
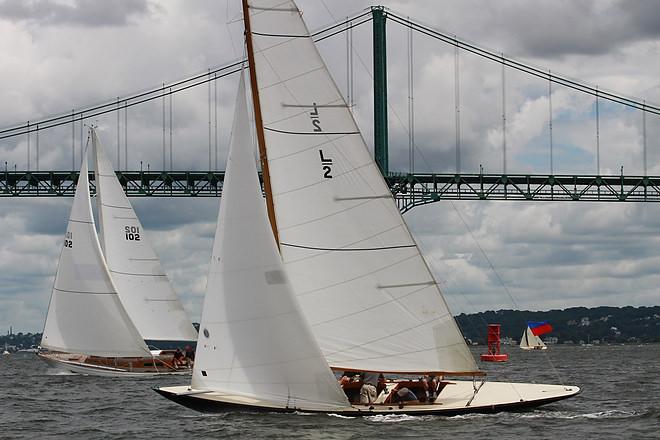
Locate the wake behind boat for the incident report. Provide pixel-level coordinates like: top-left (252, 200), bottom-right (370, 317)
top-left (39, 131), bottom-right (196, 376)
top-left (155, 0), bottom-right (579, 414)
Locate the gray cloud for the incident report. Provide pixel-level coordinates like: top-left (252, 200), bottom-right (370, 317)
top-left (2, 0), bottom-right (660, 332)
top-left (0, 0), bottom-right (154, 27)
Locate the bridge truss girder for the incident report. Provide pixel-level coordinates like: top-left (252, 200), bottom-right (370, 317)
top-left (3, 171), bottom-right (660, 213)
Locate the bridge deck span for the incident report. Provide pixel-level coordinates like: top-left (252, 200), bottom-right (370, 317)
top-left (2, 171), bottom-right (660, 213)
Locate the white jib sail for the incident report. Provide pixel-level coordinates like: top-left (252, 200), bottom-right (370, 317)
top-left (248, 0), bottom-right (478, 373)
top-left (41, 148), bottom-right (150, 357)
top-left (520, 327), bottom-right (546, 349)
top-left (92, 130), bottom-right (197, 342)
top-left (191, 75), bottom-right (349, 410)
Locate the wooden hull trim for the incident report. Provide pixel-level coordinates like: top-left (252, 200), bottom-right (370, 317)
top-left (38, 352), bottom-right (191, 377)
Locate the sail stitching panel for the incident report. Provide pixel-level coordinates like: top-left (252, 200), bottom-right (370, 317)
top-left (101, 203), bottom-right (132, 209)
top-left (266, 95), bottom-right (345, 125)
top-left (296, 253), bottom-right (419, 298)
top-left (271, 160), bottom-right (373, 196)
top-left (204, 308), bottom-right (298, 326)
top-left (281, 242), bottom-right (415, 252)
top-left (311, 284), bottom-right (439, 327)
top-left (109, 269), bottom-right (168, 277)
top-left (264, 127), bottom-right (359, 136)
top-left (252, 31), bottom-right (309, 38)
top-left (328, 339), bottom-right (474, 364)
top-left (283, 222), bottom-right (412, 264)
top-left (68, 219), bottom-right (94, 225)
top-left (268, 132), bottom-right (351, 162)
top-left (249, 4), bottom-right (299, 13)
top-left (277, 195), bottom-right (374, 232)
top-left (53, 287), bottom-right (116, 295)
top-left (257, 65), bottom-right (327, 95)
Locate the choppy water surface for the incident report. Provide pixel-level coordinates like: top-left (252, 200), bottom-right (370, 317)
top-left (2, 345), bottom-right (659, 439)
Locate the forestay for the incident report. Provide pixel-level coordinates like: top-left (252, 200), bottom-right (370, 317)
top-left (191, 75), bottom-right (348, 410)
top-left (92, 130), bottom-right (197, 342)
top-left (41, 149), bottom-right (150, 357)
top-left (248, 0), bottom-right (478, 373)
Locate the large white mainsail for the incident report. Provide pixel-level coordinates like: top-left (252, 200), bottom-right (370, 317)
top-left (41, 148), bottom-right (150, 357)
top-left (191, 75), bottom-right (348, 410)
top-left (92, 130), bottom-right (197, 343)
top-left (247, 0), bottom-right (477, 374)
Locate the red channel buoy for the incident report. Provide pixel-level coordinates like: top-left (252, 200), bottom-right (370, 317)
top-left (480, 323), bottom-right (509, 362)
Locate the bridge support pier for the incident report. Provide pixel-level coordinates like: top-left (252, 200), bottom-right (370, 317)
top-left (372, 6), bottom-right (388, 176)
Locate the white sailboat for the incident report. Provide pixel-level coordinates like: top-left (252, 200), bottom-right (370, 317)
top-left (155, 0), bottom-right (579, 414)
top-left (520, 327), bottom-right (548, 350)
top-left (91, 129), bottom-right (198, 346)
top-left (39, 133), bottom-right (196, 376)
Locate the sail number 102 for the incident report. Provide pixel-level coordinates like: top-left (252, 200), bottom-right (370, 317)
top-left (64, 231), bottom-right (73, 248)
top-left (125, 226), bottom-right (141, 241)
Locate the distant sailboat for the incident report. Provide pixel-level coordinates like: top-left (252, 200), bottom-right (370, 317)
top-left (39, 131), bottom-right (196, 376)
top-left (520, 327), bottom-right (548, 351)
top-left (155, 0), bottom-right (579, 415)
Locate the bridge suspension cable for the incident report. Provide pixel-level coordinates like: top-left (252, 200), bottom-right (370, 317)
top-left (386, 10), bottom-right (660, 115)
top-left (0, 10), bottom-right (373, 141)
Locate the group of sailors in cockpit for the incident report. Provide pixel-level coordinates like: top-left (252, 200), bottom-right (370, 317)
top-left (338, 371), bottom-right (439, 406)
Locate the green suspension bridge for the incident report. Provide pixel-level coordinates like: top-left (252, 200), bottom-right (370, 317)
top-left (2, 7), bottom-right (660, 214)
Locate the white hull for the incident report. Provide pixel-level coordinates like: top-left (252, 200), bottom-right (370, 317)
top-left (520, 346), bottom-right (548, 351)
top-left (38, 353), bottom-right (190, 378)
top-left (155, 380), bottom-right (579, 416)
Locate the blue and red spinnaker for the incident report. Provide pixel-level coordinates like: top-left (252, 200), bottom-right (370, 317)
top-left (528, 321), bottom-right (553, 336)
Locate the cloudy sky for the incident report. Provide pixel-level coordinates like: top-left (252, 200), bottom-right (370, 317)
top-left (2, 0), bottom-right (660, 333)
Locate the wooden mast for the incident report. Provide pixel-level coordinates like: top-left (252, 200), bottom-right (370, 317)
top-left (241, 0), bottom-right (280, 246)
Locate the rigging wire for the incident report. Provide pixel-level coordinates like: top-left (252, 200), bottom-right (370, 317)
top-left (448, 200), bottom-right (566, 385)
top-left (387, 11), bottom-right (660, 114)
top-left (549, 71), bottom-right (554, 175)
top-left (124, 101), bottom-right (128, 171)
top-left (501, 53), bottom-right (506, 175)
top-left (407, 17), bottom-right (415, 174)
top-left (643, 99), bottom-right (647, 176)
top-left (454, 37), bottom-right (461, 174)
top-left (0, 12), bottom-right (372, 140)
top-left (596, 86), bottom-right (600, 175)
top-left (162, 83), bottom-right (166, 170)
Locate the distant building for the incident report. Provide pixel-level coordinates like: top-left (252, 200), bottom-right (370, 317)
top-left (543, 337), bottom-right (558, 345)
top-left (580, 317), bottom-right (590, 326)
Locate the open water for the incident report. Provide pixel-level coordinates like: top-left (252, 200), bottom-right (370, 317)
top-left (2, 344), bottom-right (659, 439)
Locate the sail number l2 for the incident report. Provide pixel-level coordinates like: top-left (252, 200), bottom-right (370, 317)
top-left (319, 150), bottom-right (333, 178)
top-left (125, 226), bottom-right (141, 241)
top-left (310, 102), bottom-right (322, 132)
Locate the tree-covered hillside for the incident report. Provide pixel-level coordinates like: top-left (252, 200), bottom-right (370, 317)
top-left (456, 306), bottom-right (660, 344)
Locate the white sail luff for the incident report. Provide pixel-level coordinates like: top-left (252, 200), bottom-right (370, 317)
top-left (191, 74), bottom-right (348, 410)
top-left (91, 130), bottom-right (197, 342)
top-left (248, 0), bottom-right (478, 373)
top-left (41, 148), bottom-right (150, 357)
